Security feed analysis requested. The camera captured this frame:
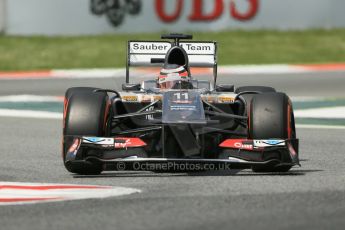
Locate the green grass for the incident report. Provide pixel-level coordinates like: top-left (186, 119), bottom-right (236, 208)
top-left (0, 30), bottom-right (345, 71)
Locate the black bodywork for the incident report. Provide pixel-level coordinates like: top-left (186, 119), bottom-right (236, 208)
top-left (63, 34), bottom-right (299, 173)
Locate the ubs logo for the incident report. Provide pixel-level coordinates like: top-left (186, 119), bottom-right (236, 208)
top-left (90, 0), bottom-right (142, 27)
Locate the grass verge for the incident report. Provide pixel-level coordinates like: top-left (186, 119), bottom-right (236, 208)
top-left (0, 29), bottom-right (344, 71)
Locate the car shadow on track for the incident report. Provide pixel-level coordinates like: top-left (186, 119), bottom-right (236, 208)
top-left (72, 169), bottom-right (322, 178)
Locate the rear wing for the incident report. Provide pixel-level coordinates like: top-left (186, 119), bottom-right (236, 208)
top-left (126, 40), bottom-right (218, 84)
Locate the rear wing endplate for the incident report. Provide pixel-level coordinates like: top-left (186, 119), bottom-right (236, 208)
top-left (126, 40), bottom-right (218, 84)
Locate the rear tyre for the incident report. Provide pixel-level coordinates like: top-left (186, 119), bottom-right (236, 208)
top-left (249, 92), bottom-right (295, 172)
top-left (63, 87), bottom-right (109, 175)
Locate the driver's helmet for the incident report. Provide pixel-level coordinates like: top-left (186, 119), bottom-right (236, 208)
top-left (157, 64), bottom-right (192, 89)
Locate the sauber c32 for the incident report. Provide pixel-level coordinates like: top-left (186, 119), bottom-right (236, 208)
top-left (62, 34), bottom-right (299, 175)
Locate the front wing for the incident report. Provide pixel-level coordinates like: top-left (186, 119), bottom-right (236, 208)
top-left (64, 136), bottom-right (299, 171)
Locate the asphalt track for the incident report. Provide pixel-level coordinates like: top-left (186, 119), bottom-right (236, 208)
top-left (1, 72), bottom-right (345, 230)
top-left (0, 71), bottom-right (345, 97)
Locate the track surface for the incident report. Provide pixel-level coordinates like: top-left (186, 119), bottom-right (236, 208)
top-left (1, 72), bottom-right (345, 230)
top-left (1, 71), bottom-right (345, 97)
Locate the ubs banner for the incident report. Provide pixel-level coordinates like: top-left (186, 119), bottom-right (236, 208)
top-left (4, 0), bottom-right (345, 35)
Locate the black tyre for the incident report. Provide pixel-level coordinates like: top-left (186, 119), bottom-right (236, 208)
top-left (235, 86), bottom-right (277, 118)
top-left (63, 87), bottom-right (109, 175)
top-left (249, 92), bottom-right (293, 139)
top-left (235, 86), bottom-right (276, 94)
top-left (64, 87), bottom-right (99, 102)
top-left (249, 92), bottom-right (296, 172)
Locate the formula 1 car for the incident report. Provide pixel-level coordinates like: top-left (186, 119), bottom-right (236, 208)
top-left (62, 34), bottom-right (299, 175)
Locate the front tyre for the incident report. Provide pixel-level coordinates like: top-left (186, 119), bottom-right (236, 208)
top-left (235, 86), bottom-right (276, 94)
top-left (249, 92), bottom-right (296, 172)
top-left (63, 87), bottom-right (109, 175)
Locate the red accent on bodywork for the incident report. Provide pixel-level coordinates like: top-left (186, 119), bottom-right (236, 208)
top-left (103, 99), bottom-right (111, 132)
top-left (62, 97), bottom-right (69, 159)
top-left (287, 143), bottom-right (297, 157)
top-left (287, 103), bottom-right (292, 139)
top-left (114, 138), bottom-right (147, 149)
top-left (219, 139), bottom-right (253, 150)
top-left (67, 138), bottom-right (80, 153)
top-left (248, 101), bottom-right (252, 138)
top-left (63, 97), bottom-right (68, 129)
top-left (61, 136), bottom-right (65, 159)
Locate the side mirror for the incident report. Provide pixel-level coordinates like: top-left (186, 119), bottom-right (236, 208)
top-left (215, 84), bottom-right (234, 92)
top-left (122, 83), bottom-right (141, 91)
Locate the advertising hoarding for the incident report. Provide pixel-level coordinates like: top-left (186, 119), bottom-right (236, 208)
top-left (4, 0), bottom-right (345, 35)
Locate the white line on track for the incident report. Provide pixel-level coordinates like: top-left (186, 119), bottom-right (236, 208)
top-left (0, 182), bottom-right (141, 206)
top-left (0, 95), bottom-right (63, 102)
top-left (296, 124), bottom-right (345, 130)
top-left (294, 106), bottom-right (345, 119)
top-left (0, 109), bottom-right (62, 119)
top-left (219, 65), bottom-right (308, 75)
top-left (51, 68), bottom-right (125, 79)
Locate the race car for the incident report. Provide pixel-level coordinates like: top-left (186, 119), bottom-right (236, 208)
top-left (62, 34), bottom-right (299, 175)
